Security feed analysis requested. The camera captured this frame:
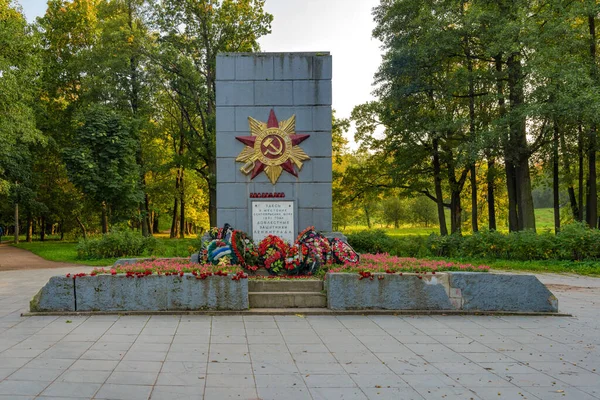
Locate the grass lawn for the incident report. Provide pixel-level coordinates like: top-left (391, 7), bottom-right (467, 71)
top-left (13, 237), bottom-right (199, 267)
top-left (341, 208), bottom-right (557, 237)
top-left (438, 257), bottom-right (600, 276)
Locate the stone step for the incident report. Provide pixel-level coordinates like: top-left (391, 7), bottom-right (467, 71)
top-left (249, 292), bottom-right (327, 308)
top-left (248, 280), bottom-right (323, 293)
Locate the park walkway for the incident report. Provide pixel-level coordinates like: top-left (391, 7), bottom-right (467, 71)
top-left (0, 260), bottom-right (599, 399)
top-left (0, 243), bottom-right (89, 272)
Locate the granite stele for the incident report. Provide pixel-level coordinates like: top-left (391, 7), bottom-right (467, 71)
top-left (216, 52), bottom-right (333, 243)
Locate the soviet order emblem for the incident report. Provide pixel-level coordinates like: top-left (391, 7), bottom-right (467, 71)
top-left (235, 109), bottom-right (310, 184)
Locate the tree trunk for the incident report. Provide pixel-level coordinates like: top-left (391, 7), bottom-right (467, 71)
top-left (507, 54), bottom-right (536, 231)
top-left (446, 150), bottom-right (468, 234)
top-left (14, 203), bottom-right (19, 244)
top-left (364, 206), bottom-right (371, 229)
top-left (208, 162), bottom-right (217, 227)
top-left (578, 124), bottom-right (585, 221)
top-left (560, 122), bottom-right (579, 220)
top-left (587, 15), bottom-right (598, 227)
top-left (40, 216), bottom-right (45, 241)
top-left (26, 213), bottom-right (32, 242)
top-left (432, 138), bottom-right (448, 236)
top-left (101, 203), bottom-right (108, 234)
top-left (170, 171), bottom-right (180, 238)
top-left (179, 171), bottom-right (185, 239)
top-left (153, 214), bottom-right (159, 234)
top-left (553, 120), bottom-right (560, 233)
top-left (496, 55), bottom-right (518, 231)
top-left (466, 41), bottom-right (478, 233)
top-left (76, 216), bottom-right (87, 240)
top-left (487, 157), bottom-right (497, 230)
top-left (450, 190), bottom-right (462, 234)
top-left (587, 125), bottom-right (597, 228)
top-left (470, 164), bottom-right (478, 232)
top-left (170, 200), bottom-right (178, 238)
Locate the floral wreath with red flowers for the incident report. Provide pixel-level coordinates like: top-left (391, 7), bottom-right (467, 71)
top-left (284, 243), bottom-right (309, 275)
top-left (296, 226), bottom-right (332, 274)
top-left (231, 230), bottom-right (259, 271)
top-left (330, 238), bottom-right (360, 265)
top-left (258, 235), bottom-right (290, 275)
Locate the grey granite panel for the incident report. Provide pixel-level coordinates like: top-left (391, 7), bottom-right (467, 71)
top-left (297, 183), bottom-right (332, 208)
top-left (293, 80), bottom-right (332, 105)
top-left (273, 54), bottom-right (313, 80)
top-left (298, 208), bottom-right (313, 231)
top-left (272, 106), bottom-right (313, 132)
top-left (255, 81), bottom-right (294, 106)
top-left (217, 131), bottom-right (246, 158)
top-left (298, 132), bottom-right (332, 157)
top-left (311, 157), bottom-right (332, 182)
top-left (167, 275), bottom-right (248, 310)
top-left (216, 54), bottom-right (236, 80)
top-left (235, 208), bottom-right (249, 233)
top-left (217, 158), bottom-right (237, 183)
top-left (75, 275), bottom-right (168, 311)
top-left (448, 273), bottom-right (559, 312)
top-left (327, 273), bottom-right (453, 310)
top-left (236, 54), bottom-right (274, 80)
top-left (312, 208), bottom-right (333, 231)
top-left (217, 183), bottom-right (248, 208)
top-left (216, 107), bottom-right (235, 132)
top-left (313, 55), bottom-right (332, 80)
top-left (217, 208), bottom-right (236, 227)
top-left (30, 276), bottom-right (75, 312)
top-left (216, 81), bottom-right (254, 106)
top-left (313, 106), bottom-right (333, 131)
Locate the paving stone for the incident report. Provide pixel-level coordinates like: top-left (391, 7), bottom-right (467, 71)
top-left (257, 387), bottom-right (312, 400)
top-left (40, 382), bottom-right (101, 398)
top-left (0, 380), bottom-right (48, 396)
top-left (309, 387), bottom-right (368, 400)
top-left (149, 385), bottom-right (203, 400)
top-left (203, 387), bottom-right (257, 399)
top-left (94, 383), bottom-right (153, 400)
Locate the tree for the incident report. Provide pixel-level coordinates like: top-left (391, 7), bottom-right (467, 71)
top-left (63, 106), bottom-right (141, 232)
top-left (382, 197), bottom-right (404, 228)
top-left (408, 196), bottom-right (437, 227)
top-left (152, 0), bottom-right (272, 226)
top-left (0, 0), bottom-right (45, 242)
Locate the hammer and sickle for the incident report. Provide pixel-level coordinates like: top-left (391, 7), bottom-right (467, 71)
top-left (263, 136), bottom-right (284, 156)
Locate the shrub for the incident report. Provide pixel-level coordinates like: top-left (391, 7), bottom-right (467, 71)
top-left (555, 222), bottom-right (600, 260)
top-left (350, 223), bottom-right (600, 262)
top-left (391, 235), bottom-right (428, 257)
top-left (76, 230), bottom-right (158, 259)
top-left (426, 233), bottom-right (463, 257)
top-left (347, 229), bottom-right (397, 254)
top-left (460, 230), bottom-right (509, 259)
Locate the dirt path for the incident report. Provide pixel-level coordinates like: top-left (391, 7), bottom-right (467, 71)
top-left (0, 243), bottom-right (90, 271)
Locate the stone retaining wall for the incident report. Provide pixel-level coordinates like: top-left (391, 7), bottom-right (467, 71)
top-left (326, 272), bottom-right (559, 312)
top-left (30, 275), bottom-right (248, 312)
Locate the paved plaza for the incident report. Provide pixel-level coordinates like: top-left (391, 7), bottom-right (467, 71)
top-left (0, 265), bottom-right (599, 400)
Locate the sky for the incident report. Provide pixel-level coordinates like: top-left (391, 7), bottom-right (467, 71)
top-left (17, 0), bottom-right (383, 146)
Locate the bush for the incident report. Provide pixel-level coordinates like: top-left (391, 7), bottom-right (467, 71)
top-left (426, 233), bottom-right (464, 257)
top-left (77, 230), bottom-right (158, 259)
top-left (349, 223), bottom-right (600, 262)
top-left (555, 222), bottom-right (600, 260)
top-left (391, 235), bottom-right (429, 257)
top-left (347, 230), bottom-right (397, 254)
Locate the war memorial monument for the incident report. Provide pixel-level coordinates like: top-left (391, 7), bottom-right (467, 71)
top-left (215, 52), bottom-right (333, 244)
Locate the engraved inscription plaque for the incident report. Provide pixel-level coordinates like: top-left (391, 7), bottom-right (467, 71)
top-left (252, 201), bottom-right (295, 244)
